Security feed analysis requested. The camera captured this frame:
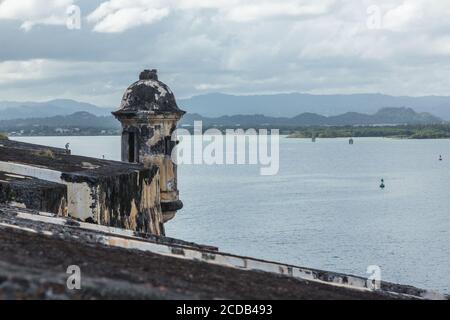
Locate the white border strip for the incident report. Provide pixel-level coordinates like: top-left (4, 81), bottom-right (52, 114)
top-left (0, 161), bottom-right (63, 183)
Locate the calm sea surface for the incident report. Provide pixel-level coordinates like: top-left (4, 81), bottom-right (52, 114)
top-left (12, 136), bottom-right (450, 293)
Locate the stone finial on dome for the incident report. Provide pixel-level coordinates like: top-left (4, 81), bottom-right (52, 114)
top-left (139, 69), bottom-right (158, 81)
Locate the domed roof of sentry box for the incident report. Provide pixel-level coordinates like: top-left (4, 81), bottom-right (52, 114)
top-left (113, 69), bottom-right (185, 117)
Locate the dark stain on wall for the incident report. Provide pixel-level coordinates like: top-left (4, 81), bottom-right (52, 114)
top-left (0, 172), bottom-right (67, 215)
top-left (62, 165), bottom-right (164, 235)
top-left (1, 141), bottom-right (165, 236)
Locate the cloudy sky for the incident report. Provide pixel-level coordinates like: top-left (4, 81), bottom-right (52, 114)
top-left (1, 0), bottom-right (450, 106)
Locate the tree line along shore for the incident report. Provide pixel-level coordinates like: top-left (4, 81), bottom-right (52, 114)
top-left (287, 124), bottom-right (450, 139)
top-left (3, 124), bottom-right (450, 139)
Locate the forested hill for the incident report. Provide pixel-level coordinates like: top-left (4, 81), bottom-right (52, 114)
top-left (0, 107), bottom-right (444, 136)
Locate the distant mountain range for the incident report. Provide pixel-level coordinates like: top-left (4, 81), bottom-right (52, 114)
top-left (0, 99), bottom-right (112, 120)
top-left (0, 108), bottom-right (444, 136)
top-left (179, 93), bottom-right (450, 120)
top-left (2, 93), bottom-right (450, 121)
top-left (180, 107), bottom-right (444, 127)
top-left (0, 112), bottom-right (119, 130)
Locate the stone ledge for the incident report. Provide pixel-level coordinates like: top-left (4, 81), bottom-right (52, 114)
top-left (1, 205), bottom-right (446, 300)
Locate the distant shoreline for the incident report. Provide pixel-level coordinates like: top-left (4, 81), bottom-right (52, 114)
top-left (6, 133), bottom-right (450, 140)
top-left (286, 125), bottom-right (450, 140)
top-left (4, 123), bottom-right (450, 140)
top-left (9, 134), bottom-right (121, 138)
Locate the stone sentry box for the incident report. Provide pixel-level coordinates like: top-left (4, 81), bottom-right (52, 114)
top-left (113, 69), bottom-right (185, 223)
top-left (0, 142), bottom-right (165, 235)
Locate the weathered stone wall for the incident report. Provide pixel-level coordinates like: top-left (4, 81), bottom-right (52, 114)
top-left (1, 205), bottom-right (444, 300)
top-left (62, 165), bottom-right (164, 235)
top-left (0, 139), bottom-right (69, 155)
top-left (0, 172), bottom-right (67, 215)
top-left (118, 115), bottom-right (182, 222)
top-left (0, 142), bottom-right (165, 235)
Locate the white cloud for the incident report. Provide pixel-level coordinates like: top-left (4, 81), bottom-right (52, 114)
top-left (0, 59), bottom-right (97, 84)
top-left (382, 2), bottom-right (422, 31)
top-left (0, 0), bottom-right (74, 30)
top-left (0, 59), bottom-right (48, 83)
top-left (195, 83), bottom-right (232, 91)
top-left (225, 1), bottom-right (333, 22)
top-left (4, 1), bottom-right (450, 103)
top-left (0, 58), bottom-right (135, 84)
top-left (380, 0), bottom-right (450, 31)
top-left (87, 0), bottom-right (335, 33)
top-left (87, 0), bottom-right (169, 33)
top-left (0, 58), bottom-right (139, 104)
